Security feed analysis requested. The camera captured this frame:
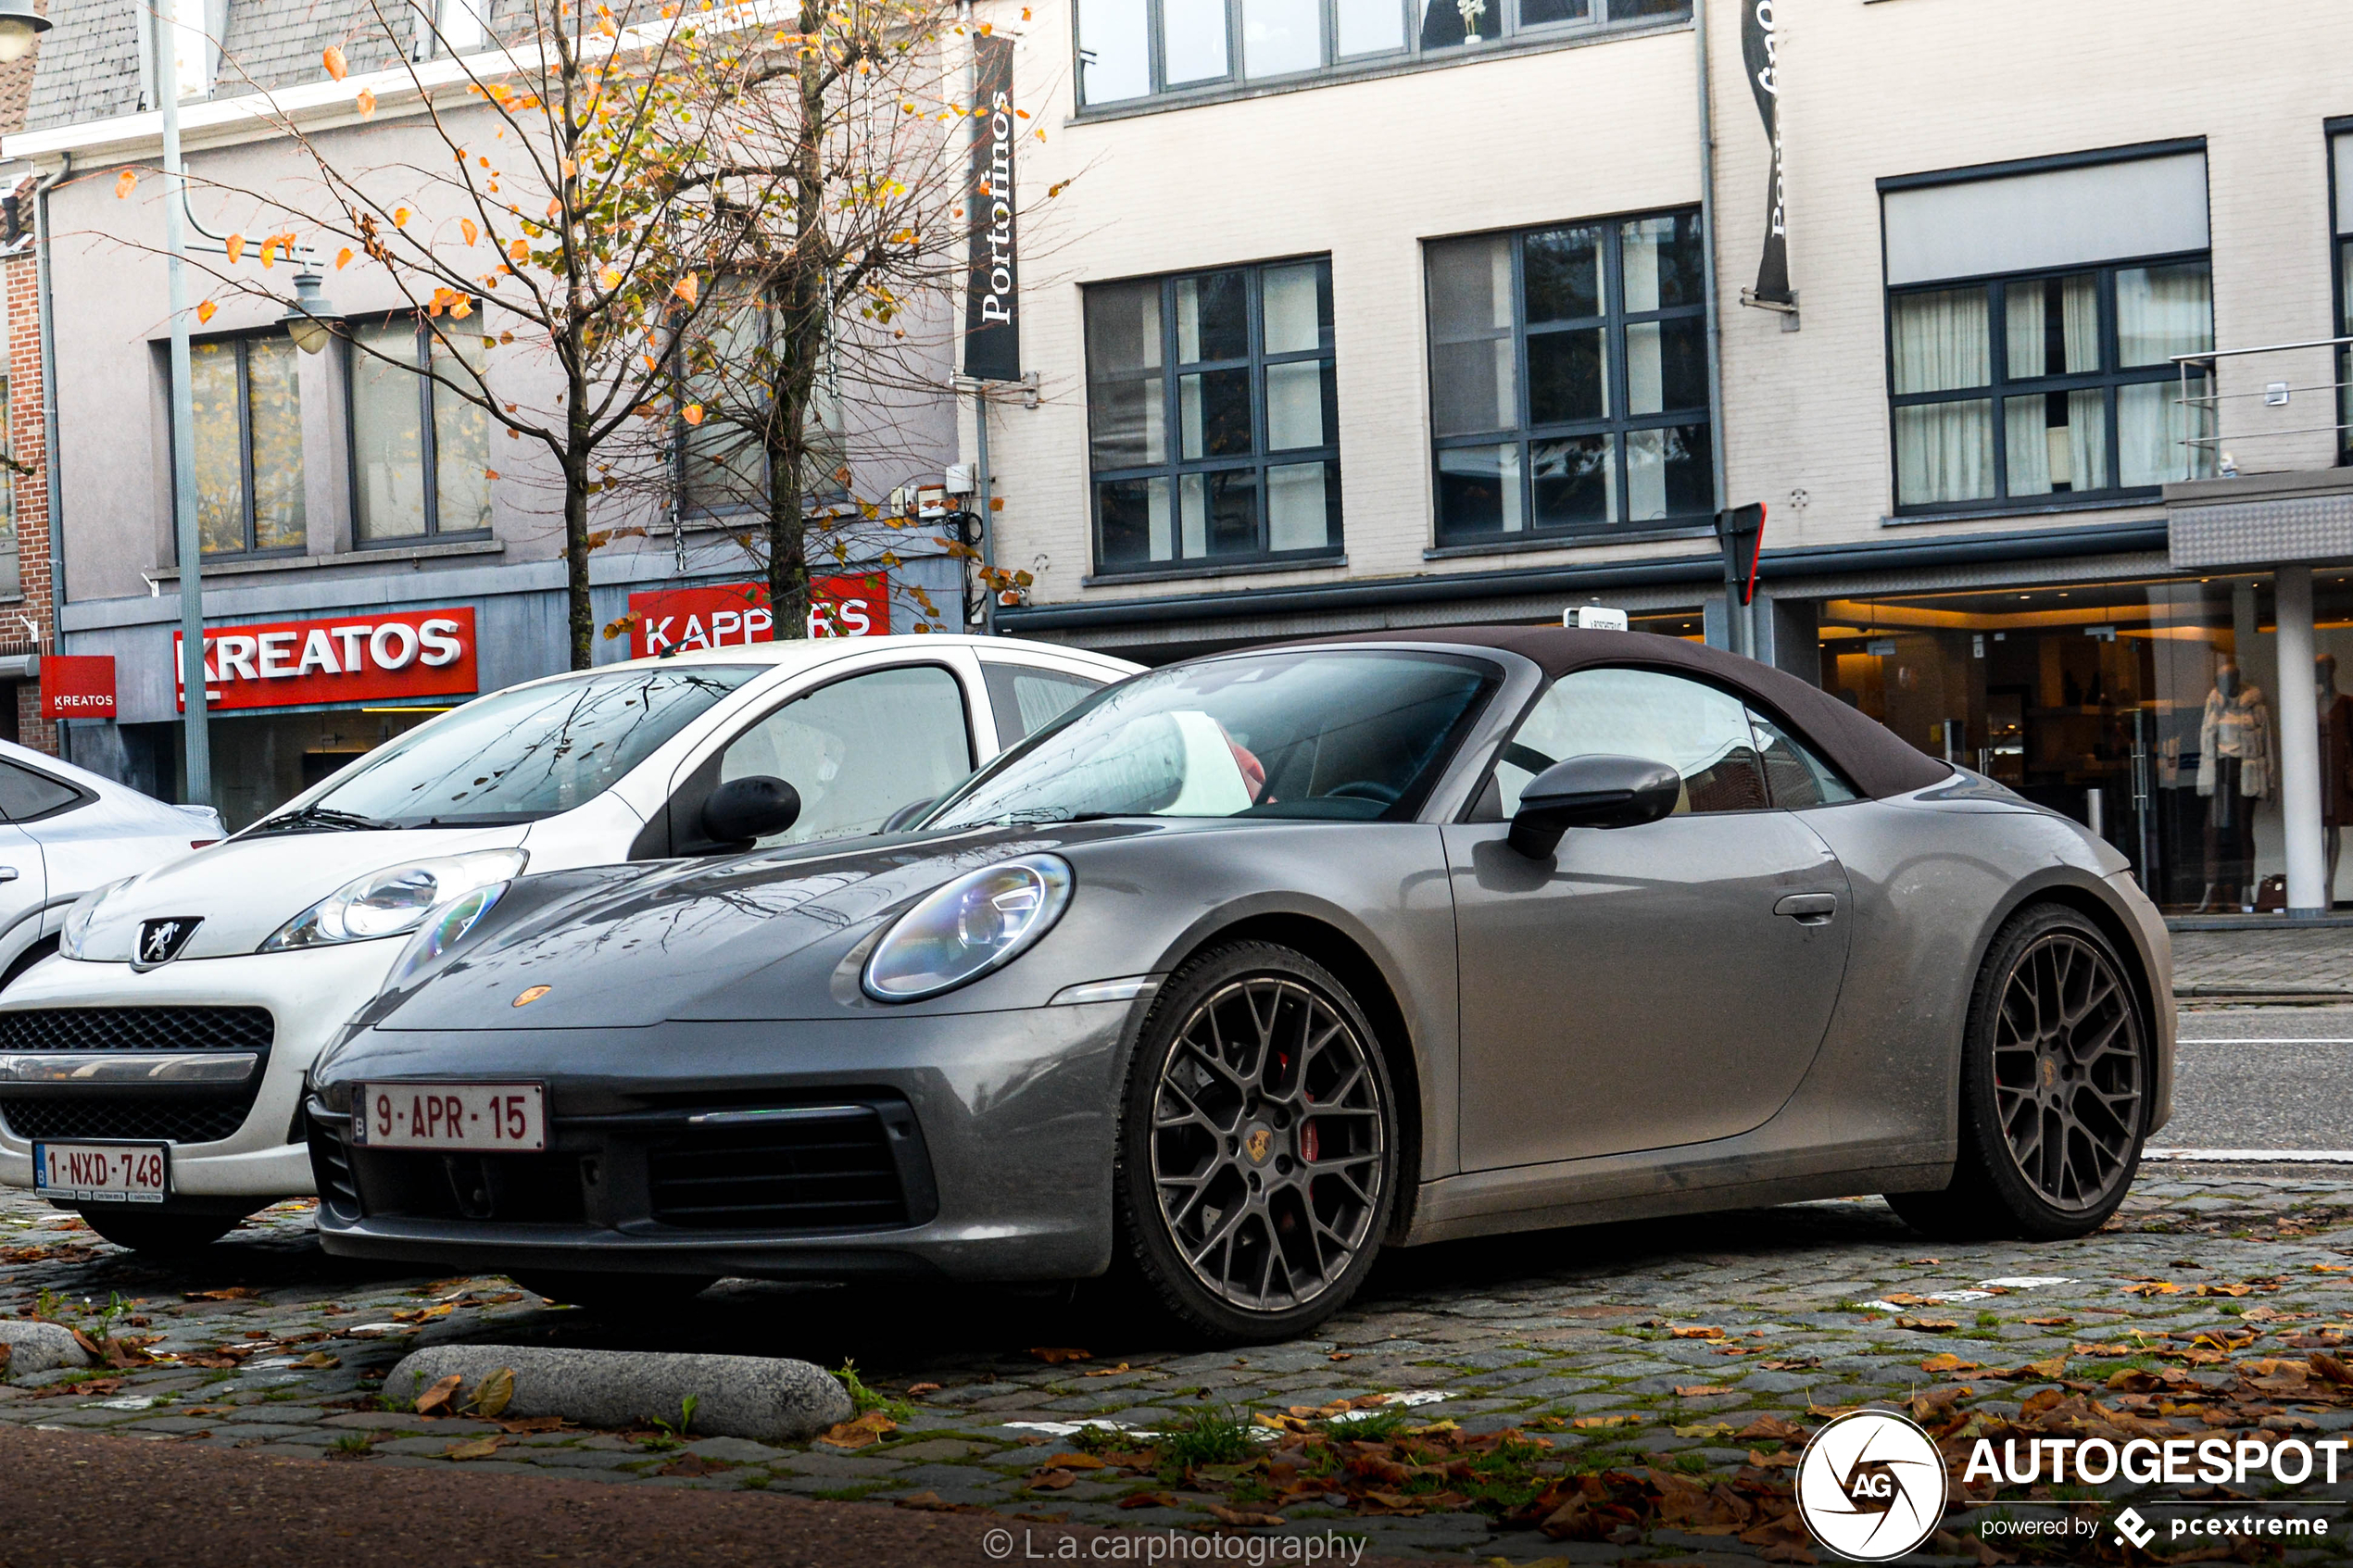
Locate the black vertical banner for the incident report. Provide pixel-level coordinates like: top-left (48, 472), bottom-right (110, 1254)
top-left (1741, 0), bottom-right (1791, 305)
top-left (963, 34), bottom-right (1021, 383)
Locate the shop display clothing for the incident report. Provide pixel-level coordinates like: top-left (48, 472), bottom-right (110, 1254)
top-left (2322, 687), bottom-right (2353, 828)
top-left (2199, 677), bottom-right (2271, 908)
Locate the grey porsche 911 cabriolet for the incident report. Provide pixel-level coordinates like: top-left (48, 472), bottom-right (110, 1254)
top-left (304, 627), bottom-right (2171, 1343)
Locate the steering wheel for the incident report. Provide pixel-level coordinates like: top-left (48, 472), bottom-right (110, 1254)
top-left (1325, 781), bottom-right (1400, 804)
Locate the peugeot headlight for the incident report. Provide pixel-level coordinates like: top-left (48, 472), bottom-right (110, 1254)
top-left (382, 881), bottom-right (510, 990)
top-left (58, 876), bottom-right (136, 960)
top-left (258, 850), bottom-right (529, 953)
top-left (862, 854), bottom-right (1073, 1002)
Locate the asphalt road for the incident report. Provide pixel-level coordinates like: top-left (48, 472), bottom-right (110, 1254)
top-left (2158, 1001), bottom-right (2353, 1152)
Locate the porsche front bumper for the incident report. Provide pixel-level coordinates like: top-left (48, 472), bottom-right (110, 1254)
top-left (306, 999), bottom-right (1137, 1283)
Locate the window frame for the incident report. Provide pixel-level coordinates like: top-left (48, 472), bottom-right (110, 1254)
top-left (1466, 664), bottom-right (1859, 822)
top-left (2329, 119), bottom-right (2353, 463)
top-left (1074, 0), bottom-right (1686, 110)
top-left (1882, 247), bottom-right (2214, 518)
top-left (1426, 208), bottom-right (1714, 547)
top-left (670, 278), bottom-right (849, 522)
top-left (178, 329), bottom-right (307, 560)
top-left (0, 758), bottom-right (93, 823)
top-left (345, 313), bottom-right (496, 548)
top-left (1085, 255), bottom-right (1344, 577)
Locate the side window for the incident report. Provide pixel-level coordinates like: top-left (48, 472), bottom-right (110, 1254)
top-left (716, 665), bottom-right (974, 847)
top-left (980, 663), bottom-right (1105, 749)
top-left (1748, 711), bottom-right (1858, 809)
top-left (0, 760), bottom-right (82, 821)
top-left (1492, 667), bottom-right (1767, 816)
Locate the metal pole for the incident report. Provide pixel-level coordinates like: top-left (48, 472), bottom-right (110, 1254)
top-left (2277, 562), bottom-right (2326, 917)
top-left (974, 387), bottom-right (995, 636)
top-left (1692, 0), bottom-right (1740, 657)
top-left (158, 0), bottom-right (211, 806)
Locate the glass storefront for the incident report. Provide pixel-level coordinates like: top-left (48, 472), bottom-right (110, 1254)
top-left (120, 708), bottom-right (447, 831)
top-left (1816, 570), bottom-right (2353, 912)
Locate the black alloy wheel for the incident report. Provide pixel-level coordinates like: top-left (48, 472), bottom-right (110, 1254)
top-left (1887, 904), bottom-right (2150, 1241)
top-left (1989, 928), bottom-right (2145, 1210)
top-left (1114, 942), bottom-right (1397, 1342)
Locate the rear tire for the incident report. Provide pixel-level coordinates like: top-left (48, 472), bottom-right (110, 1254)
top-left (1888, 904), bottom-right (2150, 1242)
top-left (1112, 941), bottom-right (1398, 1346)
top-left (76, 1208), bottom-right (246, 1254)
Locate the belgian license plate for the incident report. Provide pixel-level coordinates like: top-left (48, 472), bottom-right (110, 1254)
top-left (32, 1141), bottom-right (170, 1203)
top-left (352, 1083), bottom-right (547, 1152)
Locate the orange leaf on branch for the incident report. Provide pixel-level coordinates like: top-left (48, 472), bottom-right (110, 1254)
top-left (356, 88), bottom-right (377, 117)
top-left (114, 169), bottom-right (138, 199)
top-left (673, 273), bottom-right (698, 305)
top-left (335, 247), bottom-right (354, 269)
top-left (195, 301), bottom-right (218, 324)
top-left (225, 233), bottom-right (246, 264)
top-left (682, 405), bottom-right (704, 426)
top-left (461, 219), bottom-right (480, 245)
top-left (323, 44), bottom-right (349, 81)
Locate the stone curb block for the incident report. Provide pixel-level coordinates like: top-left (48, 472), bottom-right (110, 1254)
top-left (0, 1321), bottom-right (91, 1380)
top-left (383, 1346), bottom-right (852, 1443)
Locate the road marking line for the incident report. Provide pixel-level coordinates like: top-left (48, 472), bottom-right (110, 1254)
top-left (2144, 1148), bottom-right (2353, 1162)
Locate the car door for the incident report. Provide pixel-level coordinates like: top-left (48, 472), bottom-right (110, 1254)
top-left (688, 660), bottom-right (979, 851)
top-left (1446, 666), bottom-right (1854, 1171)
top-left (0, 760), bottom-right (61, 980)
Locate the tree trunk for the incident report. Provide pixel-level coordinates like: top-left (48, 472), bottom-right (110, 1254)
top-left (763, 0), bottom-right (829, 641)
top-left (565, 383), bottom-right (594, 669)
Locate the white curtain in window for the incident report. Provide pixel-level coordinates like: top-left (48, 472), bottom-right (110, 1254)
top-left (1895, 402), bottom-right (1994, 506)
top-left (1427, 236), bottom-right (1516, 436)
top-left (2116, 263), bottom-right (2213, 368)
top-left (1892, 286), bottom-right (1988, 394)
top-left (2120, 375), bottom-right (2216, 486)
top-left (2005, 389), bottom-right (2107, 495)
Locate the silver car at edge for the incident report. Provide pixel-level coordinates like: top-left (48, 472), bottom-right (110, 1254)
top-left (0, 740), bottom-right (223, 992)
top-left (306, 627), bottom-right (2172, 1345)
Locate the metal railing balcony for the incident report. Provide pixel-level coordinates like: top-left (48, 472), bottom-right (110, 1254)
top-left (2174, 336), bottom-right (2353, 479)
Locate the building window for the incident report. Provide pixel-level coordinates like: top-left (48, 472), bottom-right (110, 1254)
top-left (1427, 210), bottom-right (1710, 545)
top-left (189, 334), bottom-right (305, 556)
top-left (1076, 0), bottom-right (1683, 107)
top-left (350, 318), bottom-right (494, 545)
top-left (2333, 129), bottom-right (2353, 458)
top-left (1887, 257), bottom-right (2216, 512)
top-left (1086, 257), bottom-right (1341, 573)
top-left (675, 278), bottom-right (847, 520)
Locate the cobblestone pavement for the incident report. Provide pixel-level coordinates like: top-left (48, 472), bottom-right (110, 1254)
top-left (4, 1170), bottom-right (2350, 1563)
top-left (2175, 927), bottom-right (2353, 997)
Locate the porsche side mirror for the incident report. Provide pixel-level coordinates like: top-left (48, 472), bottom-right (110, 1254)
top-left (1508, 755), bottom-right (1681, 859)
top-left (700, 775), bottom-right (801, 847)
top-left (880, 797), bottom-right (936, 834)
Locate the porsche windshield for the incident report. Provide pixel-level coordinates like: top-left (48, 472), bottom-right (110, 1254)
top-left (928, 650), bottom-right (1496, 827)
top-left (260, 665), bottom-right (760, 830)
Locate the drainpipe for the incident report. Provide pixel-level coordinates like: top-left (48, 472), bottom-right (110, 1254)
top-left (31, 154), bottom-right (65, 759)
top-left (1692, 0), bottom-right (1737, 655)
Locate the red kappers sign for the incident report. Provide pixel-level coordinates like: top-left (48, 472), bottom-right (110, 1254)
top-left (175, 608), bottom-right (479, 711)
top-left (625, 575), bottom-right (890, 659)
top-left (40, 656), bottom-right (117, 721)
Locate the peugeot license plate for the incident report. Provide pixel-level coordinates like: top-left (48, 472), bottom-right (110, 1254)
top-left (352, 1083), bottom-right (547, 1152)
top-left (32, 1141), bottom-right (170, 1203)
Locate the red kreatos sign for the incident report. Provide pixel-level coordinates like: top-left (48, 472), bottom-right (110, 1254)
top-left (40, 655), bottom-right (117, 721)
top-left (625, 575), bottom-right (890, 659)
top-left (174, 608), bottom-right (479, 711)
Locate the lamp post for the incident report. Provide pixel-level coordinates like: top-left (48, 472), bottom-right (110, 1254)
top-left (280, 268), bottom-right (343, 355)
top-left (156, 0), bottom-right (215, 807)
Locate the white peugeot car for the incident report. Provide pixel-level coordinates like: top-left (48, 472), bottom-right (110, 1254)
top-left (0, 634), bottom-right (1138, 1251)
top-left (0, 740), bottom-right (225, 989)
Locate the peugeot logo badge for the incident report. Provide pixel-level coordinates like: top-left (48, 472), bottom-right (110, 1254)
top-left (132, 917), bottom-right (204, 972)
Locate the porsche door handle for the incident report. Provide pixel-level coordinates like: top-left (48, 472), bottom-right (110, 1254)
top-left (1774, 892), bottom-right (1837, 925)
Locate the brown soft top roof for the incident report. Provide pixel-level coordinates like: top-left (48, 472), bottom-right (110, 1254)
top-left (1302, 625), bottom-right (1954, 800)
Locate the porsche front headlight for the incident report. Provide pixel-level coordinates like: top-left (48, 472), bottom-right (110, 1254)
top-left (258, 850), bottom-right (529, 953)
top-left (58, 876), bottom-right (136, 960)
top-left (381, 881), bottom-right (510, 990)
top-left (862, 854), bottom-right (1073, 1002)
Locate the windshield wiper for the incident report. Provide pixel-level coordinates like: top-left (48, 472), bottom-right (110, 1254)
top-left (245, 804), bottom-right (399, 836)
top-left (997, 808), bottom-right (1120, 825)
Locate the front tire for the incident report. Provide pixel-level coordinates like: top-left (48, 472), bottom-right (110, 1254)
top-left (1113, 942), bottom-right (1398, 1345)
top-left (76, 1208), bottom-right (247, 1254)
top-left (1888, 904), bottom-right (2150, 1241)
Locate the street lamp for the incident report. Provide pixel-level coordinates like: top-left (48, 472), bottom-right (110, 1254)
top-left (280, 269), bottom-right (343, 355)
top-left (0, 0), bottom-right (51, 66)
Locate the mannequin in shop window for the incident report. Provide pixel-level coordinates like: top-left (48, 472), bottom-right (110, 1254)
top-left (2320, 655), bottom-right (2353, 903)
top-left (2197, 659), bottom-right (2273, 912)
